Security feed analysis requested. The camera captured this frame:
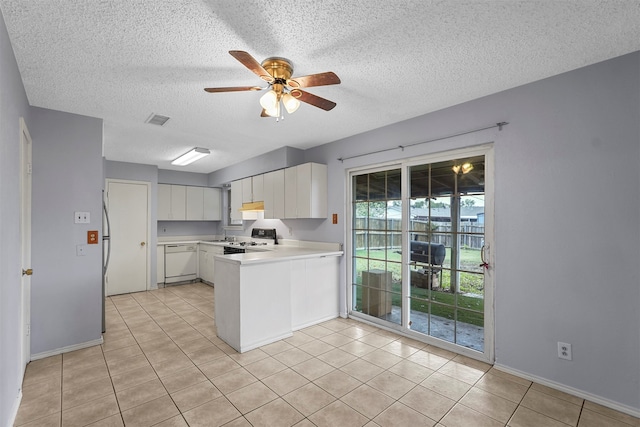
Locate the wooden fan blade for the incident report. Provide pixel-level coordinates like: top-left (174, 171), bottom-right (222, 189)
top-left (229, 50), bottom-right (274, 83)
top-left (204, 86), bottom-right (262, 93)
top-left (293, 90), bottom-right (336, 111)
top-left (288, 72), bottom-right (340, 88)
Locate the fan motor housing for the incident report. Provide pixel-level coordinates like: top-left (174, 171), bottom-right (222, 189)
top-left (261, 57), bottom-right (293, 80)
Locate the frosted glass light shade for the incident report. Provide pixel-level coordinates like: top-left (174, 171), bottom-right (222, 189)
top-left (282, 93), bottom-right (300, 114)
top-left (260, 90), bottom-right (278, 110)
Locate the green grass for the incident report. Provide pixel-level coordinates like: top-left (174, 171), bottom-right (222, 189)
top-left (354, 248), bottom-right (484, 294)
top-left (352, 247), bottom-right (485, 326)
top-left (352, 284), bottom-right (484, 326)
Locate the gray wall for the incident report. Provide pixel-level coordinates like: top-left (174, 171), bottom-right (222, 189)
top-left (208, 146), bottom-right (304, 185)
top-left (302, 52), bottom-right (640, 411)
top-left (0, 7), bottom-right (32, 426)
top-left (30, 107), bottom-right (104, 355)
top-left (158, 169), bottom-right (209, 187)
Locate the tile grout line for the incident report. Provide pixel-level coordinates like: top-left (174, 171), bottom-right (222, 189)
top-left (24, 282), bottom-right (634, 427)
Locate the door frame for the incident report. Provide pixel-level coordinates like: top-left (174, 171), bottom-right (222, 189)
top-left (345, 144), bottom-right (495, 363)
top-left (19, 117), bottom-right (32, 370)
top-left (105, 178), bottom-right (152, 294)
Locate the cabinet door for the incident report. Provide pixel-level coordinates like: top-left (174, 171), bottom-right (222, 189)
top-left (252, 174), bottom-right (264, 202)
top-left (158, 184), bottom-right (172, 220)
top-left (207, 251), bottom-right (216, 283)
top-left (310, 163), bottom-right (327, 218)
top-left (273, 169), bottom-right (285, 219)
top-left (241, 177), bottom-right (253, 203)
top-left (230, 180), bottom-right (242, 221)
top-left (198, 246), bottom-right (207, 280)
top-left (157, 245), bottom-right (165, 284)
top-left (296, 163), bottom-right (312, 218)
top-left (284, 167), bottom-right (297, 218)
top-left (186, 186), bottom-right (204, 220)
top-left (263, 171), bottom-right (275, 219)
top-left (203, 187), bottom-right (221, 220)
top-left (295, 163), bottom-right (328, 219)
top-left (171, 185), bottom-right (186, 220)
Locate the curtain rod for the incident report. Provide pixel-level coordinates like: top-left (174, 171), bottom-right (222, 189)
top-left (337, 121), bottom-right (508, 163)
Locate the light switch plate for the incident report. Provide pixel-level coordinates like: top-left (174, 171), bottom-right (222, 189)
top-left (74, 211), bottom-right (90, 224)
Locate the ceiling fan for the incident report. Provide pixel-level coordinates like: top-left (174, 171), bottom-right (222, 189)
top-left (205, 50), bottom-right (341, 119)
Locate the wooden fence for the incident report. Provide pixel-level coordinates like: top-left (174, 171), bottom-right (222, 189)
top-left (354, 217), bottom-right (484, 250)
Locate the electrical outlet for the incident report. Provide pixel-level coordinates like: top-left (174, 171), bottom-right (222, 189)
top-left (558, 342), bottom-right (572, 360)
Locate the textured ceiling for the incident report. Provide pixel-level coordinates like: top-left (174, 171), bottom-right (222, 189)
top-left (1, 1), bottom-right (639, 174)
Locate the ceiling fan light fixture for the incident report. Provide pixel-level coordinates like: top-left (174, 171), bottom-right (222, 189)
top-left (264, 102), bottom-right (280, 118)
top-left (282, 92), bottom-right (300, 114)
top-left (171, 147), bottom-right (210, 166)
top-left (259, 89), bottom-right (278, 110)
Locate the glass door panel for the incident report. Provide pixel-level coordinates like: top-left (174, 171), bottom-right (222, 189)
top-left (351, 169), bottom-right (402, 325)
top-left (408, 156), bottom-right (485, 352)
top-left (349, 150), bottom-right (491, 359)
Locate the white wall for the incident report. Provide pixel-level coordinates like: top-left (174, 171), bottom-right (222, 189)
top-left (303, 52), bottom-right (640, 412)
top-left (0, 7), bottom-right (32, 427)
top-left (30, 107), bottom-right (104, 355)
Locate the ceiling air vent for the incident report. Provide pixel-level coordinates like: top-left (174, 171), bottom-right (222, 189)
top-left (145, 113), bottom-right (170, 126)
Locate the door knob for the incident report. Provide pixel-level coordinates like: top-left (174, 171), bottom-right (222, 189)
top-left (140, 242), bottom-right (146, 246)
top-left (22, 268), bottom-right (33, 276)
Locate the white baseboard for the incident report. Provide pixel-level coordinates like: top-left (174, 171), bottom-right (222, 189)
top-left (6, 390), bottom-right (22, 427)
top-left (30, 337), bottom-right (104, 361)
top-left (292, 314), bottom-right (339, 331)
top-left (494, 364), bottom-right (640, 419)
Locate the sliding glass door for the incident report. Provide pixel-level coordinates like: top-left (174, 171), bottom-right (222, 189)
top-left (349, 147), bottom-right (493, 361)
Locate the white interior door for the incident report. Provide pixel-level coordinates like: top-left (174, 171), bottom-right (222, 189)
top-left (20, 118), bottom-right (32, 369)
top-left (105, 180), bottom-right (149, 296)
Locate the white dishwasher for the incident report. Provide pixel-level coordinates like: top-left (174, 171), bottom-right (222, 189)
top-left (164, 244), bottom-right (197, 284)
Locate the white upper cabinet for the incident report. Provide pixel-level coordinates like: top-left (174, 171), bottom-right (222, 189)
top-left (203, 187), bottom-right (221, 220)
top-left (241, 177), bottom-right (252, 204)
top-left (158, 184), bottom-right (186, 220)
top-left (158, 184), bottom-right (172, 220)
top-left (284, 167), bottom-right (297, 218)
top-left (252, 174), bottom-right (264, 202)
top-left (230, 180), bottom-right (243, 221)
top-left (263, 169), bottom-right (285, 220)
top-left (159, 184), bottom-right (220, 221)
top-left (229, 162), bottom-right (327, 220)
top-left (186, 186), bottom-right (222, 220)
top-left (240, 175), bottom-right (264, 203)
top-left (186, 186), bottom-right (204, 220)
top-left (285, 163), bottom-right (327, 219)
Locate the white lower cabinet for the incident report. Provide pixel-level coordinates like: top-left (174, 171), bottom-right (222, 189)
top-left (214, 254), bottom-right (341, 353)
top-left (291, 257), bottom-right (340, 330)
top-left (157, 245), bottom-right (165, 285)
top-left (198, 245), bottom-right (223, 284)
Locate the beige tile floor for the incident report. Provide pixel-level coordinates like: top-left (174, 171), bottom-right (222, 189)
top-left (15, 282), bottom-right (639, 427)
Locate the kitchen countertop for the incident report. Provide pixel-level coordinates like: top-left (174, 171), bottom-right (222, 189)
top-left (157, 239), bottom-right (343, 265)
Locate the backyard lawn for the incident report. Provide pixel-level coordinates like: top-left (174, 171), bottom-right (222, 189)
top-left (353, 247), bottom-right (485, 326)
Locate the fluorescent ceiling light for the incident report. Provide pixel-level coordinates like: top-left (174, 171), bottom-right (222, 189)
top-left (171, 147), bottom-right (210, 166)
